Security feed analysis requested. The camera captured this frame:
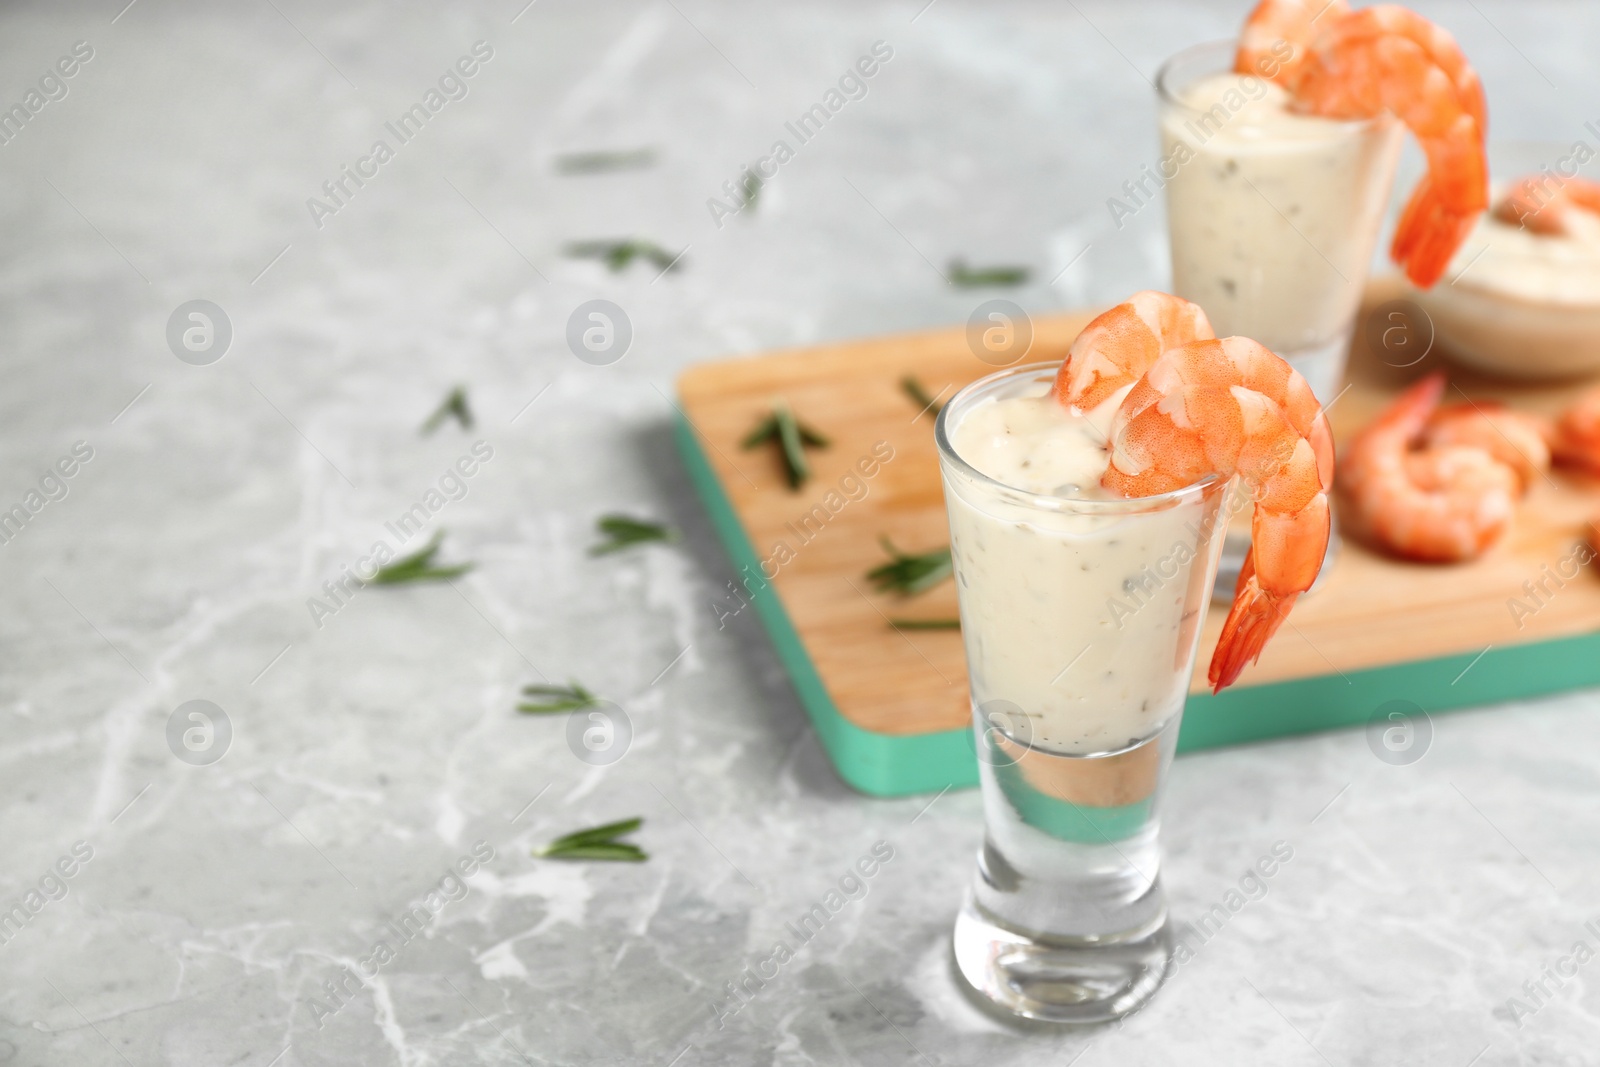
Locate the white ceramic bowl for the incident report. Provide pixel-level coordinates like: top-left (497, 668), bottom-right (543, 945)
top-left (1406, 141), bottom-right (1600, 381)
top-left (1415, 273), bottom-right (1600, 380)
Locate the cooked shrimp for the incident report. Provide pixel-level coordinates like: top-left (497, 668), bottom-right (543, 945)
top-left (1236, 4), bottom-right (1488, 288)
top-left (1493, 175), bottom-right (1600, 236)
top-left (1102, 337), bottom-right (1335, 692)
top-left (1051, 291), bottom-right (1214, 412)
top-left (1552, 385), bottom-right (1600, 476)
top-left (1339, 373), bottom-right (1518, 563)
top-left (1235, 0), bottom-right (1351, 87)
top-left (1423, 401), bottom-right (1553, 494)
top-left (1290, 6), bottom-right (1488, 288)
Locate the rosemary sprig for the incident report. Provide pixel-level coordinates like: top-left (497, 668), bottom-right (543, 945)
top-left (947, 259), bottom-right (1030, 288)
top-left (888, 617), bottom-right (961, 631)
top-left (535, 817), bottom-right (647, 862)
top-left (739, 409), bottom-right (829, 449)
top-left (590, 514), bottom-right (680, 556)
top-left (564, 239), bottom-right (683, 274)
top-left (421, 385), bottom-right (473, 434)
top-left (901, 376), bottom-right (945, 416)
top-left (742, 404), bottom-right (829, 489)
top-left (518, 681), bottom-right (599, 714)
top-left (867, 536), bottom-right (953, 596)
top-left (555, 148), bottom-right (656, 174)
top-left (369, 531), bottom-right (474, 584)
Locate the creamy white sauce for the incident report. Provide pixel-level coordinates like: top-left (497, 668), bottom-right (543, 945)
top-left (944, 390), bottom-right (1224, 756)
top-left (1160, 72), bottom-right (1403, 353)
top-left (1453, 206), bottom-right (1600, 302)
top-left (1416, 202), bottom-right (1600, 378)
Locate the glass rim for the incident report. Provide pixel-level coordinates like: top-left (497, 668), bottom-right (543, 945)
top-left (1154, 37), bottom-right (1389, 132)
top-left (933, 361), bottom-right (1222, 515)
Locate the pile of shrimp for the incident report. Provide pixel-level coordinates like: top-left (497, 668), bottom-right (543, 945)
top-left (1235, 1), bottom-right (1489, 288)
top-left (1053, 291), bottom-right (1334, 694)
top-left (1338, 372), bottom-right (1600, 564)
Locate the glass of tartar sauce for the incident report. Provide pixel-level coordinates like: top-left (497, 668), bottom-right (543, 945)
top-left (938, 362), bottom-right (1230, 1024)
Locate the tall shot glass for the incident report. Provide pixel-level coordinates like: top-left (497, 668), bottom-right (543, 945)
top-left (938, 364), bottom-right (1230, 1023)
top-left (1156, 40), bottom-right (1403, 590)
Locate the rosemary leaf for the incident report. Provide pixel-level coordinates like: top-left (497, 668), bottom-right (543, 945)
top-left (889, 617), bottom-right (961, 631)
top-left (547, 817), bottom-right (641, 847)
top-left (534, 818), bottom-right (647, 862)
top-left (741, 404), bottom-right (829, 490)
top-left (774, 405), bottom-right (808, 490)
top-left (901, 376), bottom-right (944, 416)
top-left (740, 414), bottom-right (779, 450)
top-left (947, 259), bottom-right (1031, 288)
top-left (867, 536), bottom-right (953, 596)
top-left (564, 239), bottom-right (683, 274)
top-left (537, 842), bottom-right (648, 862)
top-left (421, 385), bottom-right (473, 434)
top-left (370, 531), bottom-right (475, 585)
top-left (518, 681), bottom-right (599, 714)
top-left (796, 420), bottom-right (830, 447)
top-left (591, 514), bottom-right (679, 556)
top-left (555, 148), bottom-right (656, 174)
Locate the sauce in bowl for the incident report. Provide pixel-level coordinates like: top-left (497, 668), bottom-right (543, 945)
top-left (1415, 191), bottom-right (1600, 380)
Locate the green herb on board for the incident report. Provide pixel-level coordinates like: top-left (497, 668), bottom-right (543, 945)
top-left (867, 537), bottom-right (953, 596)
top-left (888, 617), bottom-right (960, 631)
top-left (901, 375), bottom-right (945, 416)
top-left (741, 403), bottom-right (830, 489)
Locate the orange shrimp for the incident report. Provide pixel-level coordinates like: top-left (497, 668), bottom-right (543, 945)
top-left (1338, 373), bottom-right (1519, 563)
top-left (1102, 337), bottom-right (1335, 692)
top-left (1291, 6), bottom-right (1488, 288)
top-left (1235, 0), bottom-right (1352, 88)
top-left (1237, 5), bottom-right (1488, 289)
top-left (1552, 385), bottom-right (1600, 476)
top-left (1423, 401), bottom-right (1553, 494)
top-left (1051, 290), bottom-right (1214, 411)
top-left (1493, 175), bottom-right (1600, 236)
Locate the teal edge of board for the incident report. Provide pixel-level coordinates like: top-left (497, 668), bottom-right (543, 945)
top-left (675, 410), bottom-right (1600, 799)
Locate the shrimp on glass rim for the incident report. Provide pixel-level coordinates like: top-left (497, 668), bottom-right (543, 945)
top-left (1051, 289), bottom-right (1215, 411)
top-left (1338, 373), bottom-right (1519, 562)
top-left (1054, 293), bottom-right (1335, 693)
top-left (1235, 0), bottom-right (1350, 85)
top-left (1235, 1), bottom-right (1489, 288)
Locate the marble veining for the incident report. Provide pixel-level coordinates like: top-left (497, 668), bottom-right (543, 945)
top-left (2, 0), bottom-right (1598, 1063)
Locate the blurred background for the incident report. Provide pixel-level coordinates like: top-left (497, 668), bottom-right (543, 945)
top-left (2, 1), bottom-right (1597, 1064)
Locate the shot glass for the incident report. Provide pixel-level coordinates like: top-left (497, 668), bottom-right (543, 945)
top-left (938, 363), bottom-right (1230, 1023)
top-left (1156, 39), bottom-right (1402, 588)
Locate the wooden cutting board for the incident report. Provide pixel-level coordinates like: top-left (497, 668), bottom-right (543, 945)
top-left (674, 278), bottom-right (1600, 796)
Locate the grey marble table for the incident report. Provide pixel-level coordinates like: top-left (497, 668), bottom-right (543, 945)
top-left (3, 0), bottom-right (1598, 1063)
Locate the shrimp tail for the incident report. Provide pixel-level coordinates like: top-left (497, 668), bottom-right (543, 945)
top-left (1391, 176), bottom-right (1479, 288)
top-left (1376, 370), bottom-right (1447, 434)
top-left (1207, 548), bottom-right (1297, 693)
